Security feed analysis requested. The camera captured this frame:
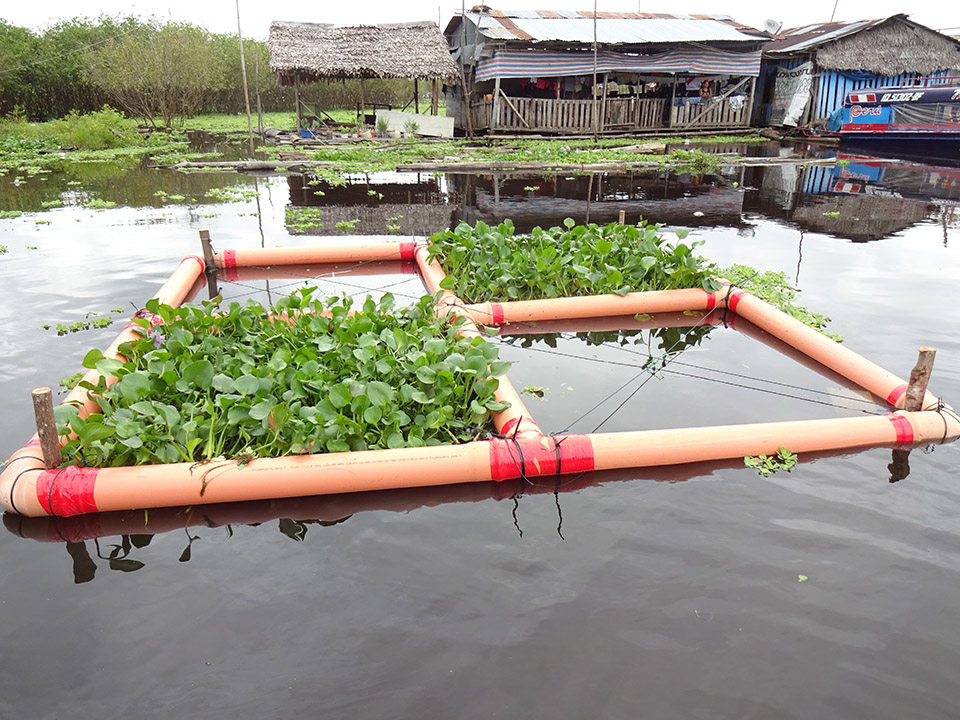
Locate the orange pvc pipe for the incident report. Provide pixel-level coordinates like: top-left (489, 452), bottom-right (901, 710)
top-left (215, 241), bottom-right (416, 269)
top-left (219, 260), bottom-right (414, 283)
top-left (462, 288), bottom-right (723, 325)
top-left (725, 289), bottom-right (936, 410)
top-left (4, 409), bottom-right (957, 518)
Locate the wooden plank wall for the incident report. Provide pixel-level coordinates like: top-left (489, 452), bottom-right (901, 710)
top-left (469, 95), bottom-right (751, 133)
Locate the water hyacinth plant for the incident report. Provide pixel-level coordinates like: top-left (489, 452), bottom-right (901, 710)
top-left (427, 219), bottom-right (723, 304)
top-left (54, 290), bottom-right (511, 467)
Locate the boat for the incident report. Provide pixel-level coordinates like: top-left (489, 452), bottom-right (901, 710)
top-left (839, 77), bottom-right (960, 161)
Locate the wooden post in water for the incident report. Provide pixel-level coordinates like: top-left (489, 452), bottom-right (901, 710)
top-left (618, 209), bottom-right (626, 225)
top-left (905, 347), bottom-right (936, 411)
top-left (199, 229), bottom-right (219, 299)
top-left (199, 229), bottom-right (216, 271)
top-left (889, 347), bottom-right (937, 482)
top-left (31, 387), bottom-right (62, 469)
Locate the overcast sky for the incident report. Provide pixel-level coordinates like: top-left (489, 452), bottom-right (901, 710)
top-left (3, 1), bottom-right (959, 39)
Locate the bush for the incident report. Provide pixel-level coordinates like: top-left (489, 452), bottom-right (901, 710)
top-left (46, 106), bottom-right (139, 150)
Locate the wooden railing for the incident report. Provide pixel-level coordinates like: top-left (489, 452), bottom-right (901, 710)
top-left (469, 94), bottom-right (750, 133)
top-left (670, 97), bottom-right (749, 129)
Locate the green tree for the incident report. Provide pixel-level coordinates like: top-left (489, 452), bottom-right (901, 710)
top-left (85, 21), bottom-right (223, 127)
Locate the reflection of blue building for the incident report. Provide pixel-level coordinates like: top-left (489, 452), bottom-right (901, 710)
top-left (803, 155), bottom-right (960, 203)
top-left (759, 15), bottom-right (960, 126)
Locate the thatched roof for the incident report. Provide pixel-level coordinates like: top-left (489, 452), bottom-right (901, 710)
top-left (816, 19), bottom-right (960, 74)
top-left (268, 21), bottom-right (461, 85)
top-left (766, 15), bottom-right (960, 74)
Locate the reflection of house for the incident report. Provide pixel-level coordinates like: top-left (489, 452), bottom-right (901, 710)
top-left (760, 15), bottom-right (960, 127)
top-left (285, 175), bottom-right (456, 236)
top-left (452, 173), bottom-right (745, 231)
top-left (445, 8), bottom-right (766, 135)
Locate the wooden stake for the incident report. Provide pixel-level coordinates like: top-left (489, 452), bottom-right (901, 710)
top-left (31, 387), bottom-right (62, 469)
top-left (618, 210), bottom-right (626, 225)
top-left (199, 229), bottom-right (216, 272)
top-left (905, 347), bottom-right (936, 411)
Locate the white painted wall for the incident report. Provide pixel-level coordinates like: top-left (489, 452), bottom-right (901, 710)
top-left (375, 110), bottom-right (454, 138)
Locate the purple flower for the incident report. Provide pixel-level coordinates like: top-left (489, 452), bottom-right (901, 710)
top-left (148, 328), bottom-right (164, 348)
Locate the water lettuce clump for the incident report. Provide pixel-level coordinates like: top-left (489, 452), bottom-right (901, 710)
top-left (427, 218), bottom-right (723, 304)
top-left (54, 290), bottom-right (511, 467)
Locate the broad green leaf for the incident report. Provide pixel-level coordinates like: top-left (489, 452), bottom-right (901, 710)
top-left (249, 400), bottom-right (274, 421)
top-left (182, 360), bottom-right (214, 389)
top-left (329, 383), bottom-right (352, 409)
top-left (235, 374), bottom-right (259, 395)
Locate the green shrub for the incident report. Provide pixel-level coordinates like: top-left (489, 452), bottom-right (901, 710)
top-left (46, 106), bottom-right (139, 150)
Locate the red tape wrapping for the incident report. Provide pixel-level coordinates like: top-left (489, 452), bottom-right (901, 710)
top-left (183, 255), bottom-right (205, 273)
top-left (727, 288), bottom-right (747, 313)
top-left (705, 292), bottom-right (716, 311)
top-left (489, 434), bottom-right (595, 482)
top-left (490, 302), bottom-right (505, 325)
top-left (399, 241), bottom-right (415, 261)
top-left (499, 417), bottom-right (520, 436)
top-left (36, 467), bottom-right (100, 517)
top-left (222, 249), bottom-right (237, 268)
top-left (26, 438), bottom-right (42, 448)
top-left (886, 383), bottom-right (908, 408)
top-left (885, 414), bottom-right (915, 445)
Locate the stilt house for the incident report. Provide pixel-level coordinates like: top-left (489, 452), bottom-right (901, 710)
top-left (760, 15), bottom-right (960, 127)
top-left (444, 7), bottom-right (768, 135)
top-left (268, 21), bottom-right (460, 134)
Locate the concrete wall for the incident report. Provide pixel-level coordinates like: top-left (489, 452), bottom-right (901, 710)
top-left (375, 109), bottom-right (454, 138)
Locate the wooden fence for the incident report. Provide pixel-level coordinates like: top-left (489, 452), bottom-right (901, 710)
top-left (469, 94), bottom-right (750, 134)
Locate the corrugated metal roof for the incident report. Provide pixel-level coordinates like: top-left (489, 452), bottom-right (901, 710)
top-left (470, 10), bottom-right (763, 45)
top-left (763, 18), bottom-right (892, 54)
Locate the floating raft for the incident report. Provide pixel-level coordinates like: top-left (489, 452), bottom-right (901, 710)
top-left (2, 239), bottom-right (957, 517)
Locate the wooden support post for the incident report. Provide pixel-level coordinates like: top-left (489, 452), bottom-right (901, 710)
top-left (432, 79), bottom-right (439, 115)
top-left (415, 79), bottom-right (420, 114)
top-left (360, 79), bottom-right (366, 126)
top-left (600, 72), bottom-right (609, 134)
top-left (31, 387), bottom-right (62, 469)
top-left (618, 210), bottom-right (626, 225)
top-left (905, 347), bottom-right (936, 411)
top-left (294, 75), bottom-right (302, 133)
top-left (492, 76), bottom-right (502, 130)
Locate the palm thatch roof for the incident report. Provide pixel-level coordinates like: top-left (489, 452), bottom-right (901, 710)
top-left (817, 20), bottom-right (960, 74)
top-left (269, 21), bottom-right (461, 85)
top-left (766, 16), bottom-right (960, 74)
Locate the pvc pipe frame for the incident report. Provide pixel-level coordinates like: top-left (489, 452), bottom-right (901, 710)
top-left (3, 242), bottom-right (958, 518)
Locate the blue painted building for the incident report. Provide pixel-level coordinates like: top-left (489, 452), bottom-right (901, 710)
top-left (758, 15), bottom-right (960, 127)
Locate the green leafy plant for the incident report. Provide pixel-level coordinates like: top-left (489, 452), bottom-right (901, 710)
top-left (375, 116), bottom-right (389, 136)
top-left (744, 447), bottom-right (797, 476)
top-left (403, 120), bottom-right (420, 135)
top-left (83, 198), bottom-right (116, 210)
top-left (284, 206), bottom-right (323, 233)
top-left (59, 371), bottom-right (84, 393)
top-left (335, 219), bottom-right (360, 232)
top-left (53, 290), bottom-right (511, 467)
top-left (822, 211), bottom-right (840, 219)
top-left (427, 219), bottom-right (723, 304)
